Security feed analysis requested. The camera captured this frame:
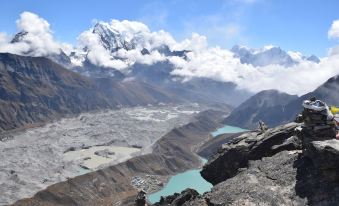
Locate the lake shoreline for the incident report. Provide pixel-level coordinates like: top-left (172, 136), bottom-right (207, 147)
top-left (147, 124), bottom-right (247, 204)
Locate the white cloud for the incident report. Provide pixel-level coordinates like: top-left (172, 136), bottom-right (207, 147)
top-left (170, 44), bottom-right (339, 96)
top-left (328, 20), bottom-right (339, 39)
top-left (1, 12), bottom-right (339, 96)
top-left (0, 33), bottom-right (9, 44)
top-left (77, 20), bottom-right (178, 69)
top-left (328, 45), bottom-right (339, 56)
top-left (78, 29), bottom-right (129, 70)
top-left (16, 12), bottom-right (50, 34)
top-left (287, 51), bottom-right (303, 62)
top-left (0, 11), bottom-right (62, 56)
top-left (114, 49), bottom-right (166, 65)
top-left (172, 33), bottom-right (208, 52)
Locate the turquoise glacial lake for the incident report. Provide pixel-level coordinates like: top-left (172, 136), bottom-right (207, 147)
top-left (211, 125), bottom-right (248, 137)
top-left (148, 158), bottom-right (211, 203)
top-left (148, 125), bottom-right (247, 204)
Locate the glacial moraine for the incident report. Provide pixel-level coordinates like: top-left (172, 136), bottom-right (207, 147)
top-left (0, 104), bottom-right (200, 205)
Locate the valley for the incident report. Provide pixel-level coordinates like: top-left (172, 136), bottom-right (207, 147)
top-left (0, 104), bottom-right (200, 205)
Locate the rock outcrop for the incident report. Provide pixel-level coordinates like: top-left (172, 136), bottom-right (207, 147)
top-left (306, 140), bottom-right (339, 181)
top-left (201, 123), bottom-right (300, 185)
top-left (152, 189), bottom-right (199, 206)
top-left (153, 123), bottom-right (339, 206)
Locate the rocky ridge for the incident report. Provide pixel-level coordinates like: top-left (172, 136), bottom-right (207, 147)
top-left (153, 123), bottom-right (339, 206)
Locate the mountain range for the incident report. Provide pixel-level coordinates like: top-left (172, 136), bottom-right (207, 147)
top-left (231, 45), bottom-right (320, 67)
top-left (1, 20), bottom-right (336, 133)
top-left (6, 21), bottom-right (324, 108)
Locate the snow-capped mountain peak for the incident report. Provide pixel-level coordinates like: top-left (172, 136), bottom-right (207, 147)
top-left (10, 31), bottom-right (29, 43)
top-left (93, 22), bottom-right (136, 52)
top-left (231, 45), bottom-right (320, 67)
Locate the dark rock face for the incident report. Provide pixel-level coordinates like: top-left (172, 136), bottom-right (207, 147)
top-left (135, 191), bottom-right (147, 206)
top-left (153, 189), bottom-right (199, 206)
top-left (201, 123), bottom-right (299, 185)
top-left (204, 151), bottom-right (307, 205)
top-left (306, 140), bottom-right (339, 180)
top-left (293, 140), bottom-right (339, 205)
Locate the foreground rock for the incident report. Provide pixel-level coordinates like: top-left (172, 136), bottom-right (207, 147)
top-left (152, 189), bottom-right (199, 206)
top-left (306, 140), bottom-right (339, 182)
top-left (201, 123), bottom-right (300, 185)
top-left (153, 123), bottom-right (339, 206)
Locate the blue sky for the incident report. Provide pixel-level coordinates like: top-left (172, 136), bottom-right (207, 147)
top-left (0, 0), bottom-right (338, 56)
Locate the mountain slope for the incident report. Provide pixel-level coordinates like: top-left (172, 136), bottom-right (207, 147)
top-left (94, 77), bottom-right (178, 106)
top-left (225, 74), bottom-right (339, 129)
top-left (0, 53), bottom-right (112, 131)
top-left (224, 90), bottom-right (298, 129)
top-left (0, 53), bottom-right (176, 131)
top-left (130, 62), bottom-right (251, 106)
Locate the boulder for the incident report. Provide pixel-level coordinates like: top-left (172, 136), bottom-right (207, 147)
top-left (306, 140), bottom-right (339, 181)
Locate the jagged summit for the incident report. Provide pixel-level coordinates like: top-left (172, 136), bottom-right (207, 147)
top-left (10, 31), bottom-right (28, 43)
top-left (9, 30), bottom-right (73, 67)
top-left (231, 45), bottom-right (320, 67)
top-left (306, 54), bottom-right (320, 63)
top-left (93, 22), bottom-right (136, 52)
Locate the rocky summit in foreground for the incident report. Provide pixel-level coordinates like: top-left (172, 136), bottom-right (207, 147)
top-left (153, 123), bottom-right (339, 206)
